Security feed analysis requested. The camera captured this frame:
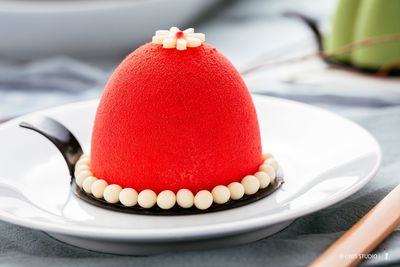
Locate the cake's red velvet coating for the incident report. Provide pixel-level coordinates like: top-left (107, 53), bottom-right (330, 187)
top-left (91, 43), bottom-right (262, 193)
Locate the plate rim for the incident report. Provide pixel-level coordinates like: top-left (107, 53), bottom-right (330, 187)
top-left (0, 95), bottom-right (382, 241)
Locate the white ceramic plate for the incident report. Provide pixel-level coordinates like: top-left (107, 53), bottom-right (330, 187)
top-left (0, 96), bottom-right (381, 255)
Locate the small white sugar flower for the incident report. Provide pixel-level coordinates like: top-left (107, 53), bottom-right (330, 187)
top-left (152, 27), bottom-right (205, 50)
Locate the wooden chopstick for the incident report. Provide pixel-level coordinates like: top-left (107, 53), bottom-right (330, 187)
top-left (309, 184), bottom-right (400, 267)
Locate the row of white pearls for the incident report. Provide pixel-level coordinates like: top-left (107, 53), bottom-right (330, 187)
top-left (152, 27), bottom-right (205, 50)
top-left (74, 152), bottom-right (279, 210)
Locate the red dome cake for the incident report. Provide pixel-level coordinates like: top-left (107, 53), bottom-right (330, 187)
top-left (91, 30), bottom-right (261, 194)
top-left (70, 28), bottom-right (282, 212)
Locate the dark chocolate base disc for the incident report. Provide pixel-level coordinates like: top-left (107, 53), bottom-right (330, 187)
top-left (71, 168), bottom-right (284, 215)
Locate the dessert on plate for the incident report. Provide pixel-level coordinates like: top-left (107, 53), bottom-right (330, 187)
top-left (21, 27), bottom-right (284, 214)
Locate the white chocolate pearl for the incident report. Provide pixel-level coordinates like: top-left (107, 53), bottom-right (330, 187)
top-left (76, 157), bottom-right (91, 166)
top-left (176, 189), bottom-right (194, 208)
top-left (176, 38), bottom-right (187, 50)
top-left (138, 190), bottom-right (157, 208)
top-left (74, 164), bottom-right (90, 177)
top-left (76, 170), bottom-right (93, 187)
top-left (264, 158), bottom-right (279, 171)
top-left (163, 38), bottom-right (176, 48)
top-left (241, 175), bottom-right (260, 195)
top-left (75, 163), bottom-right (90, 171)
top-left (119, 188), bottom-right (138, 207)
top-left (211, 185), bottom-right (231, 204)
top-left (186, 37), bottom-right (201, 48)
top-left (228, 182), bottom-right (245, 200)
top-left (157, 190), bottom-right (176, 210)
top-left (259, 164), bottom-right (276, 182)
top-left (91, 179), bottom-right (108, 198)
top-left (103, 184), bottom-right (122, 204)
top-left (254, 172), bottom-right (271, 189)
top-left (78, 154), bottom-right (90, 160)
top-left (82, 176), bottom-right (98, 193)
top-left (80, 154), bottom-right (90, 160)
top-left (262, 152), bottom-right (273, 161)
top-left (194, 190), bottom-right (213, 210)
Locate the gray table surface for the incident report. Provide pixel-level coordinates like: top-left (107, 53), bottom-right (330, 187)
top-left (0, 0), bottom-right (399, 266)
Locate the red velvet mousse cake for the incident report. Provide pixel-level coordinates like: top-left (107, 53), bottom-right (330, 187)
top-left (74, 27), bottom-right (281, 212)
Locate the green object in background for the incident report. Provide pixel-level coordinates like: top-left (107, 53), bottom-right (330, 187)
top-left (326, 0), bottom-right (400, 70)
top-left (326, 0), bottom-right (361, 62)
top-left (352, 0), bottom-right (400, 70)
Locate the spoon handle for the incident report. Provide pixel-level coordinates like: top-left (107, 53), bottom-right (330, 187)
top-left (309, 184), bottom-right (400, 267)
top-left (19, 116), bottom-right (83, 178)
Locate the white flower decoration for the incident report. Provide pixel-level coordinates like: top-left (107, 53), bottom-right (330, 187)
top-left (152, 27), bottom-right (205, 50)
